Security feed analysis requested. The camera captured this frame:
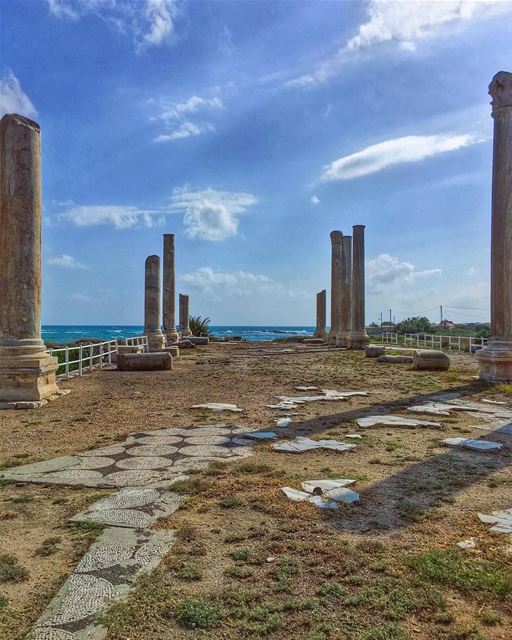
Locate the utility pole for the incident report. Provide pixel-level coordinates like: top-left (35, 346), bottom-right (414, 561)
top-left (380, 312), bottom-right (383, 326)
top-left (440, 305), bottom-right (443, 325)
top-left (389, 309), bottom-right (392, 324)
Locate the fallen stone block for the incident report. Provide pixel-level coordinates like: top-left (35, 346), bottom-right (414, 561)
top-left (117, 345), bottom-right (143, 354)
top-left (163, 346), bottom-right (180, 358)
top-left (413, 349), bottom-right (450, 371)
top-left (281, 487), bottom-right (337, 509)
top-left (303, 338), bottom-right (325, 344)
top-left (117, 352), bottom-right (172, 371)
top-left (457, 537), bottom-right (477, 549)
top-left (273, 436), bottom-right (357, 454)
top-left (357, 415), bottom-right (443, 429)
top-left (377, 355), bottom-right (414, 364)
top-left (478, 508), bottom-right (512, 533)
top-left (295, 385), bottom-right (319, 391)
top-left (177, 340), bottom-right (196, 349)
top-left (191, 402), bottom-right (242, 412)
top-left (276, 418), bottom-right (292, 427)
top-left (186, 336), bottom-right (209, 345)
top-left (443, 437), bottom-right (503, 453)
top-left (241, 431), bottom-right (277, 440)
top-left (301, 478), bottom-right (356, 493)
top-left (365, 345), bottom-right (385, 358)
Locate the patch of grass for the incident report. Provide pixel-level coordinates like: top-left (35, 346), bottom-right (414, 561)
top-left (317, 581), bottom-right (347, 600)
top-left (175, 596), bottom-right (220, 629)
top-left (396, 499), bottom-right (425, 522)
top-left (34, 537), bottom-right (61, 557)
top-left (0, 554), bottom-right (29, 583)
top-left (224, 565), bottom-right (253, 579)
top-left (220, 496), bottom-right (244, 509)
top-left (242, 604), bottom-right (282, 635)
top-left (407, 549), bottom-right (512, 598)
top-left (69, 520), bottom-right (105, 536)
top-left (171, 478), bottom-right (212, 495)
top-left (344, 576), bottom-right (425, 621)
top-left (7, 494), bottom-right (33, 504)
top-left (273, 556), bottom-right (298, 593)
top-left (0, 593), bottom-right (8, 609)
top-left (357, 622), bottom-right (410, 640)
top-left (51, 496), bottom-right (68, 505)
top-left (233, 462), bottom-right (273, 475)
top-left (174, 561), bottom-right (203, 581)
top-left (434, 610), bottom-right (455, 624)
top-left (479, 610), bottom-right (501, 626)
top-left (496, 384), bottom-right (512, 395)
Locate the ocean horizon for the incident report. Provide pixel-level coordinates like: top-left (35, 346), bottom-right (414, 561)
top-left (42, 325), bottom-right (316, 344)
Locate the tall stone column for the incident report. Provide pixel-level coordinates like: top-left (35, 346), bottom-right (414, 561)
top-left (337, 235), bottom-right (352, 347)
top-left (348, 225), bottom-right (369, 349)
top-left (314, 290), bottom-right (327, 339)
top-left (162, 233), bottom-right (179, 344)
top-left (328, 231), bottom-right (343, 343)
top-left (179, 294), bottom-right (192, 337)
top-left (0, 114), bottom-right (58, 404)
top-left (478, 71), bottom-right (512, 382)
top-left (144, 255), bottom-right (165, 352)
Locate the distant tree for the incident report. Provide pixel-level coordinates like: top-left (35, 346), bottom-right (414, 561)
top-left (395, 316), bottom-right (433, 334)
top-left (189, 315), bottom-right (211, 337)
top-left (475, 327), bottom-right (491, 339)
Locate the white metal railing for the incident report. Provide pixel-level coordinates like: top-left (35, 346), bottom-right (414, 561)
top-left (378, 332), bottom-right (487, 353)
top-left (48, 335), bottom-right (148, 380)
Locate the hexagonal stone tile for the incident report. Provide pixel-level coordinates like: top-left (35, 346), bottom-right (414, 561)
top-left (115, 456), bottom-right (174, 470)
top-left (127, 444), bottom-right (179, 457)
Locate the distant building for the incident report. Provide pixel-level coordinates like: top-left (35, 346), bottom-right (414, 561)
top-left (439, 319), bottom-right (456, 329)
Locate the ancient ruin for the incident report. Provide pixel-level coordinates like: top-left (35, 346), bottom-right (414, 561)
top-left (328, 230), bottom-right (342, 343)
top-left (348, 225), bottom-right (369, 349)
top-left (179, 293), bottom-right (192, 337)
top-left (143, 255), bottom-right (165, 352)
top-left (313, 289), bottom-right (327, 339)
top-left (162, 233), bottom-right (179, 344)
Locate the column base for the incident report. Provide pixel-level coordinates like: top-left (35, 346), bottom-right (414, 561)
top-left (146, 332), bottom-right (166, 352)
top-left (181, 329), bottom-right (192, 338)
top-left (347, 331), bottom-right (370, 350)
top-left (313, 330), bottom-right (327, 340)
top-left (0, 343), bottom-right (59, 402)
top-left (165, 331), bottom-right (180, 345)
top-left (477, 338), bottom-right (512, 383)
top-left (327, 330), bottom-right (338, 344)
top-left (335, 330), bottom-right (350, 348)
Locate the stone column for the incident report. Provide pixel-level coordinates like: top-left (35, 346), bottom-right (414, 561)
top-left (337, 235), bottom-right (352, 347)
top-left (179, 294), bottom-right (192, 337)
top-left (348, 225), bottom-right (369, 349)
top-left (314, 290), bottom-right (327, 339)
top-left (478, 71), bottom-right (512, 382)
top-left (144, 255), bottom-right (165, 352)
top-left (328, 231), bottom-right (343, 343)
top-left (0, 114), bottom-right (58, 404)
top-left (162, 233), bottom-right (179, 344)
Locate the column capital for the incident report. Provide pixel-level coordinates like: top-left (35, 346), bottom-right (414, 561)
top-left (330, 230), bottom-right (343, 244)
top-left (489, 71), bottom-right (512, 116)
top-left (352, 224), bottom-right (366, 231)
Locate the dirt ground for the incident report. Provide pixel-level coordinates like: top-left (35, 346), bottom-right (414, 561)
top-left (0, 342), bottom-right (511, 640)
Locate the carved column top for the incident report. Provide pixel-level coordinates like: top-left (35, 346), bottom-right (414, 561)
top-left (489, 71), bottom-right (512, 115)
top-left (0, 113), bottom-right (40, 133)
top-left (330, 230), bottom-right (343, 243)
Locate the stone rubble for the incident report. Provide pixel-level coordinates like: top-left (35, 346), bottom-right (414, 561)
top-left (273, 436), bottom-right (357, 454)
top-left (442, 437), bottom-right (503, 453)
top-left (477, 508), bottom-right (512, 534)
top-left (282, 477), bottom-right (360, 509)
top-left (357, 415), bottom-right (443, 429)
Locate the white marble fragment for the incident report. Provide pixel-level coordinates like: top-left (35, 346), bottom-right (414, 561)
top-left (357, 415), bottom-right (443, 429)
top-left (301, 478), bottom-right (356, 493)
top-left (443, 437), bottom-right (503, 452)
top-left (273, 436), bottom-right (356, 454)
top-left (191, 403), bottom-right (242, 412)
top-left (481, 399), bottom-right (507, 405)
top-left (345, 433), bottom-right (362, 439)
top-left (324, 487), bottom-right (360, 504)
top-left (281, 487), bottom-right (337, 510)
top-left (295, 386), bottom-right (318, 391)
top-left (242, 431), bottom-right (278, 440)
top-left (477, 509), bottom-right (512, 534)
top-left (457, 537), bottom-right (477, 549)
top-left (276, 418), bottom-right (292, 427)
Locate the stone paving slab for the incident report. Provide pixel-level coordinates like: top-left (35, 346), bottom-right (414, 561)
top-left (442, 437), bottom-right (503, 453)
top-left (477, 508), bottom-right (512, 534)
top-left (357, 415), bottom-right (443, 429)
top-left (273, 436), bottom-right (357, 454)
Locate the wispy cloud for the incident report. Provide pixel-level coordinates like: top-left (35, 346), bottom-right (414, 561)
top-left (367, 253), bottom-right (442, 293)
top-left (170, 187), bottom-right (257, 241)
top-left (71, 292), bottom-right (92, 303)
top-left (47, 0), bottom-right (179, 52)
top-left (59, 204), bottom-right (169, 229)
top-left (47, 254), bottom-right (88, 269)
top-left (0, 69), bottom-right (37, 117)
top-left (286, 0), bottom-right (512, 88)
top-left (180, 267), bottom-right (271, 291)
top-left (152, 95), bottom-right (223, 143)
top-left (310, 195), bottom-right (320, 206)
top-left (320, 134), bottom-right (476, 182)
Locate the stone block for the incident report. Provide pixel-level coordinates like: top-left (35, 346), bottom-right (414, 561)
top-left (377, 355), bottom-right (413, 364)
top-left (163, 346), bottom-right (180, 357)
top-left (413, 349), bottom-right (450, 371)
top-left (304, 338), bottom-right (325, 344)
top-left (186, 336), bottom-right (209, 345)
top-left (117, 352), bottom-right (172, 371)
top-left (176, 340), bottom-right (195, 349)
top-left (365, 345), bottom-right (385, 358)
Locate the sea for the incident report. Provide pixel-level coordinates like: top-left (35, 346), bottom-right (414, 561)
top-left (42, 325), bottom-right (316, 345)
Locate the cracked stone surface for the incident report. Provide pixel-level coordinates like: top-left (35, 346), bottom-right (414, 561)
top-left (76, 544), bottom-right (136, 572)
top-left (30, 629), bottom-right (78, 639)
top-left (273, 436), bottom-right (356, 454)
top-left (242, 431), bottom-right (277, 440)
top-left (130, 435), bottom-right (183, 445)
top-left (357, 415), bottom-right (443, 429)
top-left (478, 509), bottom-right (512, 533)
top-left (101, 470), bottom-right (167, 487)
top-left (127, 444), bottom-right (179, 457)
top-left (89, 488), bottom-right (160, 511)
top-left (115, 456), bottom-right (175, 470)
top-left (443, 437), bottom-right (503, 453)
top-left (183, 436), bottom-right (233, 445)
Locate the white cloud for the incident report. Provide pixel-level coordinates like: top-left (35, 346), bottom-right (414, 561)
top-left (286, 0), bottom-right (512, 88)
top-left (170, 187), bottom-right (257, 241)
top-left (310, 195), bottom-right (320, 206)
top-left (71, 293), bottom-right (92, 303)
top-left (0, 69), bottom-right (37, 117)
top-left (367, 253), bottom-right (441, 293)
top-left (47, 0), bottom-right (178, 51)
top-left (321, 134), bottom-right (476, 182)
top-left (47, 254), bottom-right (88, 269)
top-left (152, 95), bottom-right (222, 143)
top-left (180, 267), bottom-right (271, 291)
top-left (59, 204), bottom-right (168, 229)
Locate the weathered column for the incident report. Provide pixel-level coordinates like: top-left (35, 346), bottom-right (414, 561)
top-left (0, 114), bottom-right (58, 405)
top-left (328, 231), bottom-right (343, 343)
top-left (337, 235), bottom-right (352, 347)
top-left (348, 225), bottom-right (369, 349)
top-left (179, 294), bottom-right (192, 337)
top-left (162, 233), bottom-right (179, 344)
top-left (314, 290), bottom-right (327, 339)
top-left (144, 255), bottom-right (165, 352)
top-left (478, 71), bottom-right (512, 382)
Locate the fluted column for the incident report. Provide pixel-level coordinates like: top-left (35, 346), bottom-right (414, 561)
top-left (0, 114), bottom-right (58, 403)
top-left (162, 233), bottom-right (179, 344)
top-left (478, 71), bottom-right (512, 381)
top-left (337, 235), bottom-right (352, 347)
top-left (314, 290), bottom-right (327, 339)
top-left (179, 294), bottom-right (192, 337)
top-left (328, 231), bottom-right (343, 343)
top-left (144, 255), bottom-right (165, 352)
top-left (348, 225), bottom-right (369, 349)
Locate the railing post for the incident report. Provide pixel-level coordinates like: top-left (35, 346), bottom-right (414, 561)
top-left (99, 342), bottom-right (104, 369)
top-left (65, 346), bottom-right (70, 380)
top-left (78, 344), bottom-right (83, 376)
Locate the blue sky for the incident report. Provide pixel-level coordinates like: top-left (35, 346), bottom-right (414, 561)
top-left (2, 0), bottom-right (511, 326)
